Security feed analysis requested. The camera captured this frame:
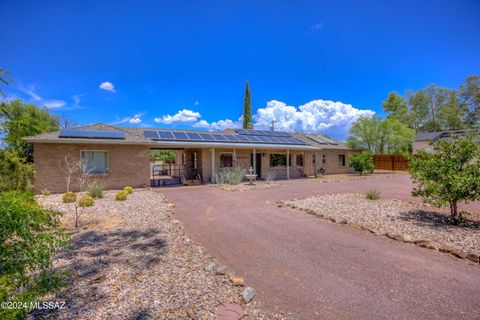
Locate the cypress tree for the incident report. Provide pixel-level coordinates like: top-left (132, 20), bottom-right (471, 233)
top-left (243, 80), bottom-right (253, 129)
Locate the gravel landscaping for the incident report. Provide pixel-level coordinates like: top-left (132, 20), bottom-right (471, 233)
top-left (302, 172), bottom-right (407, 184)
top-left (213, 181), bottom-right (280, 192)
top-left (33, 190), bottom-right (288, 319)
top-left (279, 193), bottom-right (480, 263)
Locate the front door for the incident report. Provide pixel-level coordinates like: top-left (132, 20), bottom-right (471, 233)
top-left (250, 153), bottom-right (262, 177)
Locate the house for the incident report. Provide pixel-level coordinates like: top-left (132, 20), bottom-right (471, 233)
top-left (413, 130), bottom-right (480, 154)
top-left (25, 123), bottom-right (358, 192)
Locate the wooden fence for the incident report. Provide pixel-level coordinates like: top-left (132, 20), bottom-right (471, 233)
top-left (373, 155), bottom-right (409, 171)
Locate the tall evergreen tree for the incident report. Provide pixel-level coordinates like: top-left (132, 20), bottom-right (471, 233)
top-left (243, 80), bottom-right (253, 129)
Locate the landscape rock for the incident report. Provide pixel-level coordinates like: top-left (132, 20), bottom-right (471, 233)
top-left (231, 277), bottom-right (245, 286)
top-left (466, 253), bottom-right (479, 263)
top-left (204, 261), bottom-right (217, 272)
top-left (216, 265), bottom-right (227, 275)
top-left (243, 287), bottom-right (256, 303)
top-left (215, 303), bottom-right (244, 320)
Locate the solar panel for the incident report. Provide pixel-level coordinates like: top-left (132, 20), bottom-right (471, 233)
top-left (186, 132), bottom-right (202, 140)
top-left (60, 129), bottom-right (125, 139)
top-left (144, 131), bottom-right (159, 139)
top-left (212, 134), bottom-right (227, 141)
top-left (172, 131), bottom-right (189, 140)
top-left (158, 131), bottom-right (174, 139)
top-left (235, 129), bottom-right (291, 137)
top-left (198, 133), bottom-right (214, 140)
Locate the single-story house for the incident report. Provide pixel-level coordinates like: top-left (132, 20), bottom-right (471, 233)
top-left (413, 130), bottom-right (480, 154)
top-left (25, 123), bottom-right (358, 192)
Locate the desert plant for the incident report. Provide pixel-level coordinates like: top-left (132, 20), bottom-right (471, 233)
top-left (87, 181), bottom-right (104, 198)
top-left (123, 185), bottom-right (133, 194)
top-left (0, 149), bottom-right (34, 192)
top-left (116, 191), bottom-right (128, 201)
top-left (41, 188), bottom-right (51, 197)
top-left (366, 189), bottom-right (381, 200)
top-left (0, 191), bottom-right (68, 319)
top-left (349, 151), bottom-right (374, 175)
top-left (264, 170), bottom-right (277, 183)
top-left (62, 191), bottom-right (77, 203)
top-left (409, 134), bottom-right (480, 223)
top-left (79, 195), bottom-right (94, 207)
top-left (216, 167), bottom-right (246, 185)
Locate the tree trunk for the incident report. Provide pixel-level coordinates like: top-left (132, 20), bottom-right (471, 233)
top-left (449, 201), bottom-right (459, 223)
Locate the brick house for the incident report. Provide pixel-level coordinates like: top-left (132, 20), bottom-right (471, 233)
top-left (25, 123), bottom-right (358, 192)
top-left (413, 130), bottom-right (480, 154)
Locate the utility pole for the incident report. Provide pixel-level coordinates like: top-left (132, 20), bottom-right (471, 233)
top-left (270, 119), bottom-right (277, 131)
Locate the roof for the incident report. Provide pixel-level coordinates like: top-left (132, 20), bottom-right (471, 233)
top-left (24, 123), bottom-right (352, 151)
top-left (414, 130), bottom-right (480, 142)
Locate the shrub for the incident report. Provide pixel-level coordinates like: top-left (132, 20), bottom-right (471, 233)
top-left (409, 134), bottom-right (480, 222)
top-left (116, 191), bottom-right (128, 201)
top-left (0, 149), bottom-right (34, 192)
top-left (0, 191), bottom-right (68, 319)
top-left (62, 191), bottom-right (77, 203)
top-left (366, 189), bottom-right (381, 200)
top-left (79, 195), bottom-right (94, 207)
top-left (87, 181), bottom-right (104, 198)
top-left (265, 170), bottom-right (277, 183)
top-left (123, 186), bottom-right (133, 194)
top-left (216, 167), bottom-right (246, 185)
top-left (349, 151), bottom-right (374, 175)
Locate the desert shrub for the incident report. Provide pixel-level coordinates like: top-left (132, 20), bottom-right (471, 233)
top-left (349, 151), bottom-right (374, 175)
top-left (264, 170), bottom-right (277, 183)
top-left (0, 191), bottom-right (68, 319)
top-left (87, 181), bottom-right (104, 198)
top-left (0, 149), bottom-right (34, 192)
top-left (123, 186), bottom-right (133, 194)
top-left (62, 191), bottom-right (77, 203)
top-left (216, 167), bottom-right (246, 185)
top-left (41, 188), bottom-right (51, 197)
top-left (116, 191), bottom-right (128, 201)
top-left (79, 195), bottom-right (94, 207)
top-left (366, 189), bottom-right (381, 200)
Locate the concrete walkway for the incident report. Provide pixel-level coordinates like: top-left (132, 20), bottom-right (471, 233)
top-left (162, 175), bottom-right (480, 319)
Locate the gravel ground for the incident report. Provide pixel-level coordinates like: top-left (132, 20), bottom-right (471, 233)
top-left (33, 190), bottom-right (287, 319)
top-left (299, 172), bottom-right (407, 184)
top-left (212, 181), bottom-right (280, 192)
top-left (280, 193), bottom-right (480, 261)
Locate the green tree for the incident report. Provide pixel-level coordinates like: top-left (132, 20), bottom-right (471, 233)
top-left (0, 191), bottom-right (68, 319)
top-left (409, 135), bottom-right (480, 222)
top-left (0, 150), bottom-right (34, 192)
top-left (382, 92), bottom-right (411, 127)
top-left (0, 69), bottom-right (13, 97)
top-left (150, 150), bottom-right (176, 163)
top-left (0, 100), bottom-right (59, 161)
top-left (349, 151), bottom-right (374, 175)
top-left (242, 80), bottom-right (253, 129)
top-left (458, 75), bottom-right (480, 127)
top-left (407, 89), bottom-right (431, 132)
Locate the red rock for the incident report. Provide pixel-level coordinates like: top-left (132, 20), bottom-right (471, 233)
top-left (215, 303), bottom-right (244, 320)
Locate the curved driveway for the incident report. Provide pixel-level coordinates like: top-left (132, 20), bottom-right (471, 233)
top-left (162, 175), bottom-right (480, 319)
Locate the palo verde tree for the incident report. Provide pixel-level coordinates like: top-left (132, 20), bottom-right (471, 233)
top-left (0, 99), bottom-right (59, 161)
top-left (349, 151), bottom-right (374, 175)
top-left (0, 68), bottom-right (13, 97)
top-left (242, 80), bottom-right (253, 129)
top-left (409, 134), bottom-right (480, 223)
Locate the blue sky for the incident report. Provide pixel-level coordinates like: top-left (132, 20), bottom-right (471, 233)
top-left (1, 0), bottom-right (479, 139)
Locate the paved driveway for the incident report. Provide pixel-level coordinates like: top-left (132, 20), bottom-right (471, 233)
top-left (162, 175), bottom-right (480, 319)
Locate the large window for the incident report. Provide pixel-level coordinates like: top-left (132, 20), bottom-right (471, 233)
top-left (338, 154), bottom-right (346, 167)
top-left (269, 154), bottom-right (291, 167)
top-left (81, 151), bottom-right (108, 174)
top-left (220, 152), bottom-right (233, 167)
top-left (296, 153), bottom-right (304, 167)
top-left (192, 152), bottom-right (198, 169)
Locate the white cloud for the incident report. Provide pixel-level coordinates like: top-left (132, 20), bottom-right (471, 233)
top-left (194, 101), bottom-right (200, 106)
top-left (128, 114), bottom-right (142, 124)
top-left (154, 109), bottom-right (201, 124)
top-left (111, 113), bottom-right (143, 125)
top-left (43, 100), bottom-right (67, 109)
top-left (99, 81), bottom-right (115, 92)
top-left (309, 22), bottom-right (324, 32)
top-left (189, 99), bottom-right (374, 139)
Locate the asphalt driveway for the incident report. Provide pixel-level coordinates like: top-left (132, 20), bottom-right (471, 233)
top-left (162, 175), bottom-right (480, 319)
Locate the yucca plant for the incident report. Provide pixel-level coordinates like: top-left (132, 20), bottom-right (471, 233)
top-left (366, 189), bottom-right (381, 200)
top-left (87, 181), bottom-right (104, 198)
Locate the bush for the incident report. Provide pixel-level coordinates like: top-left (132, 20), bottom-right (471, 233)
top-left (87, 181), bottom-right (104, 198)
top-left (123, 186), bottom-right (133, 194)
top-left (366, 189), bottom-right (381, 200)
top-left (0, 149), bottom-right (34, 192)
top-left (0, 191), bottom-right (67, 319)
top-left (349, 152), bottom-right (374, 175)
top-left (215, 167), bottom-right (246, 185)
top-left (265, 170), bottom-right (277, 183)
top-left (116, 191), bottom-right (128, 201)
top-left (79, 195), bottom-right (94, 207)
top-left (62, 191), bottom-right (77, 203)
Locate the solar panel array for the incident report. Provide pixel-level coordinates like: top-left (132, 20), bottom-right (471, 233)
top-left (143, 130), bottom-right (307, 145)
top-left (305, 134), bottom-right (338, 145)
top-left (235, 129), bottom-right (291, 137)
top-left (59, 129), bottom-right (125, 139)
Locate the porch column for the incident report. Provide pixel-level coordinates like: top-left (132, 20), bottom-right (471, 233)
top-left (287, 149), bottom-right (290, 180)
top-left (211, 148), bottom-right (215, 183)
top-left (253, 149), bottom-right (256, 174)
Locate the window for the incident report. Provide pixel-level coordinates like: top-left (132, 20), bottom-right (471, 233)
top-left (220, 152), bottom-right (233, 167)
top-left (181, 153), bottom-right (186, 165)
top-left (322, 154), bottom-right (326, 164)
top-left (192, 152), bottom-right (198, 169)
top-left (81, 151), bottom-right (108, 174)
top-left (296, 153), bottom-right (304, 167)
top-left (338, 154), bottom-right (346, 166)
top-left (312, 154), bottom-right (316, 165)
top-left (269, 154), bottom-right (291, 167)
